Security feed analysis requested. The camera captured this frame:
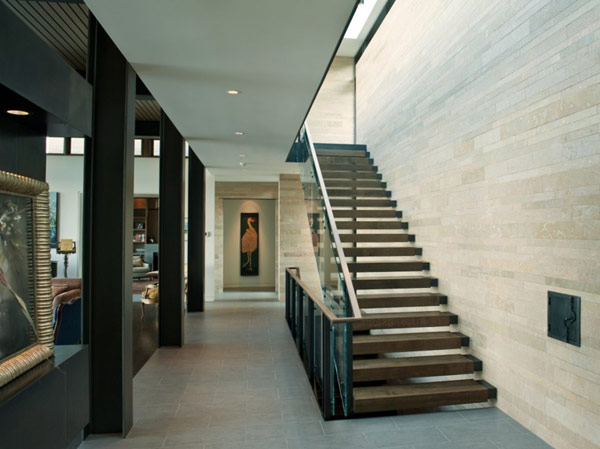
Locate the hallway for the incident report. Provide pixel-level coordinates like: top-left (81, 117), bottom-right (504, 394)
top-left (81, 301), bottom-right (551, 449)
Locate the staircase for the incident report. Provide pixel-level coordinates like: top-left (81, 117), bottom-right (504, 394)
top-left (314, 143), bottom-right (496, 415)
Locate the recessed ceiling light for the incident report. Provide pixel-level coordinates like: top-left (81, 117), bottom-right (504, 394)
top-left (239, 162), bottom-right (246, 167)
top-left (227, 89), bottom-right (240, 95)
top-left (234, 131), bottom-right (245, 136)
top-left (6, 109), bottom-right (30, 116)
top-left (239, 154), bottom-right (246, 158)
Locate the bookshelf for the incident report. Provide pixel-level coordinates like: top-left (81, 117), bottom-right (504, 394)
top-left (133, 197), bottom-right (159, 254)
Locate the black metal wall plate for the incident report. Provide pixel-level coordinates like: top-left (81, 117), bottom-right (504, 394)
top-left (548, 291), bottom-right (581, 347)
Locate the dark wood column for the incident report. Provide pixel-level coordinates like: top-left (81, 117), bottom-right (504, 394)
top-left (187, 149), bottom-right (205, 312)
top-left (159, 112), bottom-right (185, 346)
top-left (84, 20), bottom-right (135, 435)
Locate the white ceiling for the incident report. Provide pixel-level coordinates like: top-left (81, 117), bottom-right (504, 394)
top-left (85, 0), bottom-right (357, 179)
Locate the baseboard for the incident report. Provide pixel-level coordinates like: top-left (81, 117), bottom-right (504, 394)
top-left (223, 285), bottom-right (276, 292)
top-left (215, 291), bottom-right (278, 300)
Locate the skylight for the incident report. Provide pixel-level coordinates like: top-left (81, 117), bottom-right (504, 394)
top-left (344, 0), bottom-right (377, 40)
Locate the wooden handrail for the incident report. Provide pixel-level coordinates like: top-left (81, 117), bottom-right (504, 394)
top-left (303, 125), bottom-right (362, 319)
top-left (286, 267), bottom-right (362, 323)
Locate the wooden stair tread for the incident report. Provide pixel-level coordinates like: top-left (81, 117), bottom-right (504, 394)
top-left (361, 311), bottom-right (456, 319)
top-left (320, 164), bottom-right (376, 172)
top-left (358, 292), bottom-right (443, 300)
top-left (355, 275), bottom-right (435, 280)
top-left (344, 247), bottom-right (421, 256)
top-left (353, 380), bottom-right (495, 413)
top-left (316, 151), bottom-right (368, 158)
top-left (349, 262), bottom-right (428, 272)
top-left (354, 276), bottom-right (438, 289)
top-left (325, 180), bottom-right (385, 188)
top-left (353, 355), bottom-right (481, 381)
top-left (336, 221), bottom-right (408, 230)
top-left (340, 233), bottom-right (414, 243)
top-left (330, 199), bottom-right (396, 207)
top-left (353, 332), bottom-right (468, 354)
top-left (328, 189), bottom-right (390, 197)
top-left (322, 171), bottom-right (380, 180)
top-left (355, 354), bottom-right (477, 368)
top-left (357, 292), bottom-right (445, 308)
top-left (355, 311), bottom-right (458, 331)
top-left (318, 157), bottom-right (372, 165)
top-left (333, 210), bottom-right (401, 218)
top-left (314, 143), bottom-right (367, 151)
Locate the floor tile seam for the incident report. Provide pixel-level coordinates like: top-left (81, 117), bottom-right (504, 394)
top-left (432, 424), bottom-right (453, 442)
top-left (393, 420), bottom-right (438, 431)
top-left (158, 434), bottom-right (168, 448)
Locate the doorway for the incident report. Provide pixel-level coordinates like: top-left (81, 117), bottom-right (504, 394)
top-left (222, 199), bottom-right (276, 296)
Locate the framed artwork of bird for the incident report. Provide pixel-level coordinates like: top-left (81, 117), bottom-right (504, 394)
top-left (240, 212), bottom-right (259, 276)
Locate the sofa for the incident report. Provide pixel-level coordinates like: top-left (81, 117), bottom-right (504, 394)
top-left (51, 278), bottom-right (81, 312)
top-left (133, 255), bottom-right (151, 279)
top-left (51, 278), bottom-right (82, 344)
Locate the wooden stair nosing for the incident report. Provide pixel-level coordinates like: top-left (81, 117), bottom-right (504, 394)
top-left (325, 180), bottom-right (386, 188)
top-left (339, 233), bottom-right (415, 243)
top-left (322, 171), bottom-right (381, 180)
top-left (319, 164), bottom-right (377, 172)
top-left (357, 292), bottom-right (445, 308)
top-left (333, 209), bottom-right (402, 218)
top-left (352, 331), bottom-right (468, 355)
top-left (336, 221), bottom-right (408, 230)
top-left (353, 276), bottom-right (438, 290)
top-left (316, 150), bottom-right (368, 158)
top-left (314, 143), bottom-right (367, 151)
top-left (318, 156), bottom-right (373, 165)
top-left (349, 262), bottom-right (429, 272)
top-left (352, 354), bottom-right (482, 382)
top-left (353, 380), bottom-right (494, 413)
top-left (327, 189), bottom-right (391, 198)
top-left (330, 199), bottom-right (396, 208)
top-left (354, 311), bottom-right (458, 331)
top-left (343, 247), bottom-right (422, 257)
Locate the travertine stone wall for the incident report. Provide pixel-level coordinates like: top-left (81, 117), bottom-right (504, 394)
top-left (307, 56), bottom-right (355, 144)
top-left (278, 174), bottom-right (321, 301)
top-left (214, 182), bottom-right (278, 295)
top-left (356, 2), bottom-right (600, 448)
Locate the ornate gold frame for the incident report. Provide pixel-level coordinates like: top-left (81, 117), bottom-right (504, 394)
top-left (0, 170), bottom-right (53, 387)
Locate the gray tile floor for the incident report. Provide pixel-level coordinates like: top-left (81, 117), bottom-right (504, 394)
top-left (80, 300), bottom-right (552, 449)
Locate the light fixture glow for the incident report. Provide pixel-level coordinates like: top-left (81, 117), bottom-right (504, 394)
top-left (234, 131), bottom-right (245, 136)
top-left (239, 154), bottom-right (246, 158)
top-left (239, 162), bottom-right (246, 167)
top-left (344, 0), bottom-right (377, 39)
top-left (227, 89), bottom-right (240, 95)
top-left (6, 109), bottom-right (30, 116)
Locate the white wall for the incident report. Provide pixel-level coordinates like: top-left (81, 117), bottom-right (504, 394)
top-left (223, 199), bottom-right (276, 290)
top-left (204, 169), bottom-right (215, 301)
top-left (46, 156), bottom-right (84, 277)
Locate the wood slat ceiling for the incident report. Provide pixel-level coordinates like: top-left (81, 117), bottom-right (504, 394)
top-left (2, 0), bottom-right (89, 70)
top-left (2, 0), bottom-right (160, 121)
top-left (136, 100), bottom-right (161, 121)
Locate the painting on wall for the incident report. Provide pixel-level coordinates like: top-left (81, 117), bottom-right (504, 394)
top-left (49, 191), bottom-right (58, 249)
top-left (0, 170), bottom-right (53, 387)
top-left (240, 212), bottom-right (259, 276)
